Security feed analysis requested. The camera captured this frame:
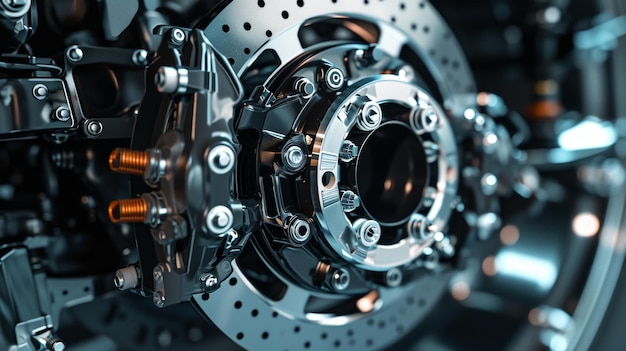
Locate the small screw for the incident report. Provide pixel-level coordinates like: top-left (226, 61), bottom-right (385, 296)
top-left (170, 28), bottom-right (186, 44)
top-left (52, 107), bottom-right (71, 122)
top-left (32, 84), bottom-right (48, 100)
top-left (67, 46), bottom-right (84, 62)
top-left (132, 49), bottom-right (148, 65)
top-left (331, 268), bottom-right (350, 291)
top-left (153, 291), bottom-right (165, 308)
top-left (84, 120), bottom-right (103, 137)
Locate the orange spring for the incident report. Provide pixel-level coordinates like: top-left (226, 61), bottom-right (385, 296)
top-left (108, 198), bottom-right (148, 223)
top-left (109, 148), bottom-right (148, 176)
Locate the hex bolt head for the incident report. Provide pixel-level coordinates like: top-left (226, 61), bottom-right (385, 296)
top-left (282, 144), bottom-right (306, 172)
top-left (293, 77), bottom-right (315, 98)
top-left (155, 66), bottom-right (180, 94)
top-left (67, 46), bottom-right (84, 62)
top-left (32, 84), bottom-right (48, 100)
top-left (153, 291), bottom-right (166, 308)
top-left (331, 268), bottom-right (350, 291)
top-left (357, 220), bottom-right (381, 248)
top-left (410, 106), bottom-right (439, 134)
top-left (356, 101), bottom-right (382, 131)
top-left (170, 28), bottom-right (186, 44)
top-left (207, 145), bottom-right (235, 174)
top-left (205, 205), bottom-right (233, 236)
top-left (287, 216), bottom-right (311, 244)
top-left (53, 107), bottom-right (71, 122)
top-left (321, 66), bottom-right (345, 92)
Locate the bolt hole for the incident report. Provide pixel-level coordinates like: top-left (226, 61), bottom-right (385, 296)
top-left (321, 333), bottom-right (327, 340)
top-left (266, 30), bottom-right (272, 37)
top-left (236, 332), bottom-right (244, 340)
top-left (201, 293), bottom-right (209, 301)
top-left (294, 326), bottom-right (301, 333)
top-left (297, 0), bottom-right (304, 6)
top-left (251, 309), bottom-right (259, 317)
top-left (228, 58), bottom-right (235, 65)
top-left (229, 278), bottom-right (237, 286)
top-left (281, 10), bottom-right (289, 19)
top-left (243, 22), bottom-right (251, 30)
top-left (234, 301), bottom-right (242, 309)
top-left (321, 172), bottom-right (335, 189)
top-left (222, 24), bottom-right (230, 33)
top-left (334, 340), bottom-right (341, 348)
top-left (257, 0), bottom-right (265, 7)
top-left (262, 332), bottom-right (269, 339)
top-left (304, 341), bottom-right (311, 348)
top-left (244, 48), bottom-right (251, 55)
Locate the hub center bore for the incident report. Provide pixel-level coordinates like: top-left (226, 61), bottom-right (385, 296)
top-left (356, 122), bottom-right (428, 225)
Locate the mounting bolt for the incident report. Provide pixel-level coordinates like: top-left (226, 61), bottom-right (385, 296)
top-left (321, 66), bottom-right (345, 92)
top-left (153, 265), bottom-right (164, 283)
top-left (354, 44), bottom-right (384, 67)
top-left (153, 291), bottom-right (165, 308)
top-left (410, 106), bottom-right (439, 134)
top-left (225, 229), bottom-right (239, 250)
top-left (356, 219), bottom-right (381, 248)
top-left (287, 215), bottom-right (311, 244)
top-left (293, 77), bottom-right (315, 98)
top-left (200, 273), bottom-right (219, 289)
top-left (52, 107), bottom-right (71, 122)
top-left (282, 144), bottom-right (306, 173)
top-left (340, 190), bottom-right (360, 212)
top-left (84, 120), bottom-right (103, 137)
top-left (66, 46), bottom-right (84, 62)
top-left (331, 268), bottom-right (350, 291)
top-left (114, 266), bottom-right (139, 290)
top-left (339, 140), bottom-right (358, 162)
top-left (48, 339), bottom-right (65, 351)
top-left (423, 141), bottom-right (439, 163)
top-left (434, 232), bottom-right (455, 257)
top-left (207, 144), bottom-right (235, 174)
top-left (385, 268), bottom-right (403, 287)
top-left (170, 28), bottom-right (186, 44)
top-left (205, 205), bottom-right (233, 236)
top-left (407, 214), bottom-right (434, 242)
top-left (356, 100), bottom-right (382, 131)
top-left (32, 84), bottom-right (48, 100)
top-left (132, 49), bottom-right (149, 65)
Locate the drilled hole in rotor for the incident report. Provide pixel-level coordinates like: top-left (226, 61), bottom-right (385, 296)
top-left (356, 123), bottom-right (427, 224)
top-left (236, 332), bottom-right (244, 340)
top-left (251, 309), bottom-right (258, 317)
top-left (262, 332), bottom-right (269, 339)
top-left (222, 24), bottom-right (230, 32)
top-left (411, 23), bottom-right (417, 31)
top-left (297, 0), bottom-right (304, 6)
top-left (234, 301), bottom-right (242, 309)
top-left (201, 293), bottom-right (209, 301)
top-left (423, 26), bottom-right (430, 33)
top-left (419, 2), bottom-right (425, 8)
top-left (282, 11), bottom-right (289, 19)
top-left (257, 0), bottom-right (265, 7)
top-left (304, 341), bottom-right (311, 348)
top-left (322, 172), bottom-right (335, 189)
top-left (244, 48), bottom-right (251, 55)
top-left (229, 277), bottom-right (237, 286)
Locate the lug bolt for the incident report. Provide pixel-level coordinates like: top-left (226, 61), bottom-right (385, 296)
top-left (331, 268), bottom-right (350, 291)
top-left (67, 46), bottom-right (84, 62)
top-left (339, 140), bottom-right (358, 162)
top-left (208, 145), bottom-right (235, 174)
top-left (340, 190), bottom-right (360, 212)
top-left (52, 107), bottom-right (71, 122)
top-left (321, 66), bottom-right (345, 92)
top-left (205, 205), bottom-right (233, 236)
top-left (293, 77), bottom-right (315, 99)
top-left (356, 219), bottom-right (381, 248)
top-left (287, 215), bottom-right (311, 244)
top-left (282, 144), bottom-right (306, 173)
top-left (32, 84), bottom-right (48, 100)
top-left (356, 100), bottom-right (382, 131)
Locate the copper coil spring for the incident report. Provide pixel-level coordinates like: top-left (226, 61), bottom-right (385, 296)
top-left (109, 148), bottom-right (148, 176)
top-left (108, 198), bottom-right (148, 223)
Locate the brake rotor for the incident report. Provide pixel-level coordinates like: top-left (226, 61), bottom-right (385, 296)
top-left (191, 1), bottom-right (477, 350)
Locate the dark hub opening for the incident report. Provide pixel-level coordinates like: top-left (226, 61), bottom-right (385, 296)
top-left (356, 122), bottom-right (428, 225)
